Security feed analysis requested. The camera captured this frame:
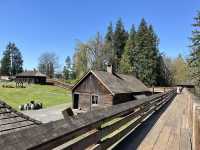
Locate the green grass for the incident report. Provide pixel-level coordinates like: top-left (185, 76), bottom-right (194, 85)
top-left (0, 81), bottom-right (72, 110)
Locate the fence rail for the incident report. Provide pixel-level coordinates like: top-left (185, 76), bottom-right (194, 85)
top-left (188, 89), bottom-right (200, 150)
top-left (47, 79), bottom-right (73, 89)
top-left (0, 89), bottom-right (177, 150)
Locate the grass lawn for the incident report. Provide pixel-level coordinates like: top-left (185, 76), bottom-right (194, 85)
top-left (0, 81), bottom-right (72, 110)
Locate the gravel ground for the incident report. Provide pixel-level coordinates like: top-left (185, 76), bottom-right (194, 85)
top-left (22, 103), bottom-right (72, 123)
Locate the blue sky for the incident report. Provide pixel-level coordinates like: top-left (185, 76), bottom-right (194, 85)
top-left (0, 0), bottom-right (199, 70)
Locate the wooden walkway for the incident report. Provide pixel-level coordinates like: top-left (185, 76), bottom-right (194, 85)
top-left (137, 89), bottom-right (192, 150)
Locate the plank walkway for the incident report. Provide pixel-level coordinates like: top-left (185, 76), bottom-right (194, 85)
top-left (137, 89), bottom-right (192, 150)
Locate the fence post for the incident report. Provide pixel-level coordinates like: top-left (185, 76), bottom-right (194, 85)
top-left (193, 105), bottom-right (200, 150)
top-left (152, 87), bottom-right (154, 95)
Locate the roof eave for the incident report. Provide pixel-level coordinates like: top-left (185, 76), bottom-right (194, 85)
top-left (72, 70), bottom-right (115, 96)
top-left (71, 71), bottom-right (92, 91)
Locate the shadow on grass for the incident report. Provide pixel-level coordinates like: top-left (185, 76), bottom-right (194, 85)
top-left (113, 94), bottom-right (176, 150)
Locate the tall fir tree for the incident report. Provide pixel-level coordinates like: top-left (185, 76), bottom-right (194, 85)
top-left (63, 56), bottom-right (71, 80)
top-left (119, 24), bottom-right (136, 73)
top-left (134, 19), bottom-right (160, 86)
top-left (156, 54), bottom-right (168, 85)
top-left (113, 19), bottom-right (128, 71)
top-left (11, 45), bottom-right (23, 75)
top-left (189, 11), bottom-right (200, 87)
top-left (134, 19), bottom-right (149, 83)
top-left (105, 22), bottom-right (113, 42)
top-left (1, 47), bottom-right (11, 75)
top-left (1, 42), bottom-right (23, 76)
top-left (102, 22), bottom-right (115, 70)
top-left (147, 25), bottom-right (160, 85)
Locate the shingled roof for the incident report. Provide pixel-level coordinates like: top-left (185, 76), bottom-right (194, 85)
top-left (72, 70), bottom-right (149, 95)
top-left (0, 100), bottom-right (41, 135)
top-left (16, 71), bottom-right (46, 77)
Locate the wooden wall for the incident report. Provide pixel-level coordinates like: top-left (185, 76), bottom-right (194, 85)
top-left (113, 93), bottom-right (135, 105)
top-left (73, 73), bottom-right (113, 111)
top-left (16, 76), bottom-right (46, 84)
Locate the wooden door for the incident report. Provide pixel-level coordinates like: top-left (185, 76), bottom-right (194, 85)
top-left (73, 94), bottom-right (79, 109)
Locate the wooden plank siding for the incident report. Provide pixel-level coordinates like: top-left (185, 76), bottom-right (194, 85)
top-left (72, 70), bottom-right (151, 111)
top-left (73, 73), bottom-right (113, 111)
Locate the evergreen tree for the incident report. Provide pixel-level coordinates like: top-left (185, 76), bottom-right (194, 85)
top-left (134, 19), bottom-right (159, 86)
top-left (147, 25), bottom-right (160, 85)
top-left (1, 47), bottom-right (11, 75)
top-left (157, 54), bottom-right (171, 86)
top-left (189, 11), bottom-right (200, 87)
top-left (1, 42), bottom-right (23, 76)
top-left (63, 66), bottom-right (70, 80)
top-left (113, 19), bottom-right (128, 71)
top-left (11, 45), bottom-right (23, 75)
top-left (70, 63), bottom-right (76, 79)
top-left (63, 56), bottom-right (71, 80)
top-left (105, 22), bottom-right (113, 42)
top-left (102, 22), bottom-right (116, 70)
top-left (134, 19), bottom-right (149, 83)
top-left (120, 25), bottom-right (136, 73)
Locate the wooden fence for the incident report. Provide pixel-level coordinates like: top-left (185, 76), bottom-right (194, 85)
top-left (47, 79), bottom-right (73, 89)
top-left (187, 89), bottom-right (200, 150)
top-left (0, 89), bottom-right (177, 150)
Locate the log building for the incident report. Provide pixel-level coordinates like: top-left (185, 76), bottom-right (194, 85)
top-left (16, 71), bottom-right (47, 84)
top-left (72, 65), bottom-right (151, 111)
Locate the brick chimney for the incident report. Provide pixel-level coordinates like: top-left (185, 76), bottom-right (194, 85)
top-left (107, 64), bottom-right (113, 74)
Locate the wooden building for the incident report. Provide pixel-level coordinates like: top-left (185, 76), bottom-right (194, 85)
top-left (72, 65), bottom-right (150, 111)
top-left (16, 71), bottom-right (47, 84)
top-left (176, 81), bottom-right (195, 89)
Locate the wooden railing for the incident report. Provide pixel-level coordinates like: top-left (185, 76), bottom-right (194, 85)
top-left (0, 89), bottom-right (177, 150)
top-left (187, 89), bottom-right (200, 150)
top-left (47, 79), bottom-right (73, 89)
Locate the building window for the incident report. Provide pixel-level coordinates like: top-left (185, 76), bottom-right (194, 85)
top-left (91, 95), bottom-right (98, 105)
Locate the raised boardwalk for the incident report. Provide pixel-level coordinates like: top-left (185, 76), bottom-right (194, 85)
top-left (138, 89), bottom-right (192, 150)
top-left (115, 88), bottom-right (194, 150)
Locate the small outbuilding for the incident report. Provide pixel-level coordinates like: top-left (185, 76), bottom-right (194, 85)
top-left (176, 80), bottom-right (195, 89)
top-left (72, 65), bottom-right (151, 111)
top-left (16, 71), bottom-right (47, 84)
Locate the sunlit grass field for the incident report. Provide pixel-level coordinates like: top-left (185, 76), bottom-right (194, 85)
top-left (0, 81), bottom-right (72, 110)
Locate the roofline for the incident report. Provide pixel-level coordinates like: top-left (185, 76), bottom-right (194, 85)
top-left (71, 70), bottom-right (115, 95)
top-left (16, 71), bottom-right (46, 77)
top-left (16, 75), bottom-right (46, 77)
top-left (71, 71), bottom-right (91, 91)
top-left (91, 70), bottom-right (115, 95)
